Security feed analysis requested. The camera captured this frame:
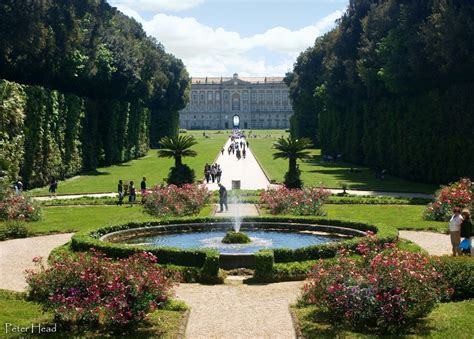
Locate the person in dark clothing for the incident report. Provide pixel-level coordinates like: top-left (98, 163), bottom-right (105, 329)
top-left (460, 209), bottom-right (473, 256)
top-left (129, 181), bottom-right (136, 207)
top-left (140, 177), bottom-right (147, 203)
top-left (204, 163), bottom-right (211, 183)
top-left (218, 183), bottom-right (228, 212)
top-left (117, 180), bottom-right (124, 205)
top-left (246, 140), bottom-right (249, 148)
top-left (49, 177), bottom-right (58, 197)
top-left (221, 148), bottom-right (225, 155)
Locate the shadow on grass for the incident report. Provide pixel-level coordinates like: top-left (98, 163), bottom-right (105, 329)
top-left (297, 305), bottom-right (437, 338)
top-left (82, 170), bottom-right (111, 176)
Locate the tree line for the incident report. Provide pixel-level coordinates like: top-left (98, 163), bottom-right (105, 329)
top-left (0, 0), bottom-right (189, 188)
top-left (286, 0), bottom-right (474, 184)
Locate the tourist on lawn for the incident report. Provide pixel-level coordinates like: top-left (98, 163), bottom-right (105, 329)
top-left (449, 207), bottom-right (464, 256)
top-left (218, 183), bottom-right (228, 212)
top-left (140, 177), bottom-right (147, 203)
top-left (49, 176), bottom-right (58, 198)
top-left (460, 209), bottom-right (473, 256)
top-left (129, 181), bottom-right (136, 207)
top-left (117, 179), bottom-right (124, 205)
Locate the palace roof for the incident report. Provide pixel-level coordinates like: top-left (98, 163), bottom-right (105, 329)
top-left (191, 76), bottom-right (285, 85)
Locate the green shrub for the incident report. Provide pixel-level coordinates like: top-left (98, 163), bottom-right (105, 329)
top-left (434, 256), bottom-right (474, 301)
top-left (4, 220), bottom-right (29, 238)
top-left (200, 250), bottom-right (221, 283)
top-left (254, 250), bottom-right (274, 279)
top-left (221, 231), bottom-right (251, 244)
top-left (166, 165), bottom-right (196, 186)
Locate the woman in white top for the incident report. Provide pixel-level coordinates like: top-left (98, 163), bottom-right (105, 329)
top-left (448, 207), bottom-right (464, 256)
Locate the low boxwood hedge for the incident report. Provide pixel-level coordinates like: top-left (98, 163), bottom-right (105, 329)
top-left (71, 216), bottom-right (398, 282)
top-left (434, 256), bottom-right (474, 301)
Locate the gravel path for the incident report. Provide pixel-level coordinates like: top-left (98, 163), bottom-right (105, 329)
top-left (0, 233), bottom-right (74, 291)
top-left (399, 230), bottom-right (452, 256)
top-left (176, 281), bottom-right (303, 339)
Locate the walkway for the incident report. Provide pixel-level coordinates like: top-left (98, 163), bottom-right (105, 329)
top-left (204, 138), bottom-right (271, 191)
top-left (399, 230), bottom-right (452, 256)
top-left (212, 203), bottom-right (260, 217)
top-left (0, 233), bottom-right (74, 291)
top-left (176, 281), bottom-right (303, 339)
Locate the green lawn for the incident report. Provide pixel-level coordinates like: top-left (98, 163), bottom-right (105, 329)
top-left (21, 204), bottom-right (214, 235)
top-left (293, 300), bottom-right (474, 338)
top-left (31, 130), bottom-right (228, 195)
top-left (249, 132), bottom-right (437, 193)
top-left (0, 289), bottom-right (187, 338)
top-left (22, 204), bottom-right (443, 236)
top-left (325, 204), bottom-right (446, 233)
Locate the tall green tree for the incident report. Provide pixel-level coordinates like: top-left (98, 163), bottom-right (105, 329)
top-left (273, 137), bottom-right (313, 188)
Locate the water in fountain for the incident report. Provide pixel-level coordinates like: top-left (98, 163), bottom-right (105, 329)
top-left (229, 190), bottom-right (242, 232)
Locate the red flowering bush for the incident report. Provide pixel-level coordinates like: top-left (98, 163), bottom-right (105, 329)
top-left (0, 187), bottom-right (41, 221)
top-left (260, 186), bottom-right (330, 215)
top-left (424, 178), bottom-right (473, 221)
top-left (26, 250), bottom-right (178, 330)
top-left (301, 235), bottom-right (451, 333)
top-left (142, 184), bottom-right (210, 217)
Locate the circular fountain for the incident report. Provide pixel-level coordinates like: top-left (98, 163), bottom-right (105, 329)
top-left (99, 221), bottom-right (366, 269)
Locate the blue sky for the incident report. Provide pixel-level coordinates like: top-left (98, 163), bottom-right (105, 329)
top-left (108, 0), bottom-right (348, 76)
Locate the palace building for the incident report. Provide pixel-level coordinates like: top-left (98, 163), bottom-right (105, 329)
top-left (179, 73), bottom-right (293, 130)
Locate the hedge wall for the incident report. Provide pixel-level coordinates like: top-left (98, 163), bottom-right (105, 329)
top-left (0, 79), bottom-right (150, 187)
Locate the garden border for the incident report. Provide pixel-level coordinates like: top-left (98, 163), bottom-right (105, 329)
top-left (71, 216), bottom-right (398, 282)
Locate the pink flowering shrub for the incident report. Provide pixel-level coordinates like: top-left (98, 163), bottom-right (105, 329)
top-left (301, 235), bottom-right (451, 333)
top-left (0, 187), bottom-right (41, 221)
top-left (26, 250), bottom-right (178, 330)
top-left (260, 186), bottom-right (330, 215)
top-left (424, 178), bottom-right (473, 221)
top-left (142, 184), bottom-right (210, 217)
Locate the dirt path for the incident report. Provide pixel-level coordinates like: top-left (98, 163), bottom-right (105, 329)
top-left (176, 281), bottom-right (303, 339)
top-left (0, 233), bottom-right (74, 291)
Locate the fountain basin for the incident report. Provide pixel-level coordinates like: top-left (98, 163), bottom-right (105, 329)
top-left (100, 221), bottom-right (365, 269)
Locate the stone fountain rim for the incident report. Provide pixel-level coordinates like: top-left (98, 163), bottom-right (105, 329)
top-left (99, 221), bottom-right (366, 243)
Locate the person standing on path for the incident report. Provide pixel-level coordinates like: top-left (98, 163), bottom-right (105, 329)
top-left (129, 181), bottom-right (136, 207)
top-left (140, 177), bottom-right (147, 203)
top-left (211, 165), bottom-right (217, 183)
top-left (216, 165), bottom-right (222, 183)
top-left (218, 183), bottom-right (228, 212)
top-left (449, 207), bottom-right (464, 256)
top-left (117, 180), bottom-right (124, 205)
top-left (49, 177), bottom-right (58, 198)
top-left (460, 209), bottom-right (473, 256)
top-left (221, 148), bottom-right (225, 155)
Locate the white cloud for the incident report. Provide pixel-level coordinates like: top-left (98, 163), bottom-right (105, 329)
top-left (117, 7), bottom-right (343, 76)
top-left (110, 0), bottom-right (204, 13)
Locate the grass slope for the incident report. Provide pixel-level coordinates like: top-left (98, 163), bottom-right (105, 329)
top-left (32, 131), bottom-right (227, 195)
top-left (249, 132), bottom-right (437, 193)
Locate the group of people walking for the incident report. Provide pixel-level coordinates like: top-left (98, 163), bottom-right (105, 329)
top-left (449, 207), bottom-right (473, 256)
top-left (116, 177), bottom-right (147, 207)
top-left (204, 163), bottom-right (222, 184)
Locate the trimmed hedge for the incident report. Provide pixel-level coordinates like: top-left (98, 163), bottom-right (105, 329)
top-left (71, 216), bottom-right (397, 282)
top-left (254, 250), bottom-right (274, 279)
top-left (434, 256), bottom-right (474, 301)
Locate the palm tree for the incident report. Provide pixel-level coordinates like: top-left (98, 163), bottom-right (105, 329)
top-left (273, 136), bottom-right (313, 188)
top-left (158, 135), bottom-right (197, 168)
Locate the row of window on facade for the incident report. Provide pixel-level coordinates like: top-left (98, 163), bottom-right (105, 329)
top-left (183, 102), bottom-right (291, 113)
top-left (181, 113), bottom-right (291, 120)
top-left (190, 90), bottom-right (289, 102)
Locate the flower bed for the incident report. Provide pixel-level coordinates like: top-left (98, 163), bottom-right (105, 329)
top-left (26, 250), bottom-right (178, 331)
top-left (300, 234), bottom-right (451, 334)
top-left (424, 178), bottom-right (473, 221)
top-left (143, 184), bottom-right (210, 217)
top-left (0, 187), bottom-right (41, 221)
top-left (260, 186), bottom-right (330, 215)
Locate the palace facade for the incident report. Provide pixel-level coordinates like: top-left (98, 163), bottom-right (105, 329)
top-left (179, 73), bottom-right (293, 130)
